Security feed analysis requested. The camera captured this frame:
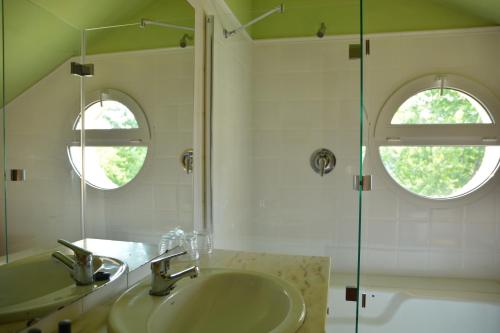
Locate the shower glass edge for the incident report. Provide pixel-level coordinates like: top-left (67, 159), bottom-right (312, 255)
top-left (356, 0), bottom-right (365, 332)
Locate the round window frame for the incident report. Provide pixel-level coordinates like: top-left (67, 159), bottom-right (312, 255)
top-left (372, 74), bottom-right (500, 206)
top-left (67, 89), bottom-right (151, 190)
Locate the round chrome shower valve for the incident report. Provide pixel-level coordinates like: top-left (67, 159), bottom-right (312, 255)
top-left (310, 148), bottom-right (336, 177)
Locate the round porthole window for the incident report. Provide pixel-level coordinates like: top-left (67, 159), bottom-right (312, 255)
top-left (68, 89), bottom-right (150, 190)
top-left (375, 75), bottom-right (500, 200)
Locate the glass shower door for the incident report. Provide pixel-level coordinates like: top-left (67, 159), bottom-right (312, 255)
top-left (79, 2), bottom-right (196, 247)
top-left (3, 0), bottom-right (82, 261)
top-left (0, 0), bottom-right (5, 259)
top-left (359, 2), bottom-right (500, 333)
top-left (207, 0), bottom-right (364, 332)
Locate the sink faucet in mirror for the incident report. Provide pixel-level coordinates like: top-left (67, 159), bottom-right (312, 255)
top-left (52, 239), bottom-right (94, 285)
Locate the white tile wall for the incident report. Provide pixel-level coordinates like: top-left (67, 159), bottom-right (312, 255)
top-left (214, 27), bottom-right (500, 279)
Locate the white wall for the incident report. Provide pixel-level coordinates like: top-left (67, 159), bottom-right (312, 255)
top-left (4, 63), bottom-right (81, 255)
top-left (213, 26), bottom-right (500, 279)
top-left (2, 47), bottom-right (194, 255)
top-left (211, 1), bottom-right (254, 249)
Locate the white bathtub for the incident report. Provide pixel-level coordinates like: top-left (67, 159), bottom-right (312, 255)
top-left (326, 274), bottom-right (500, 333)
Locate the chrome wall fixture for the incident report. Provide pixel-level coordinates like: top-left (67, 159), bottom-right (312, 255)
top-left (179, 33), bottom-right (193, 48)
top-left (181, 149), bottom-right (194, 174)
top-left (310, 149), bottom-right (336, 177)
top-left (316, 22), bottom-right (327, 38)
top-left (223, 4), bottom-right (284, 38)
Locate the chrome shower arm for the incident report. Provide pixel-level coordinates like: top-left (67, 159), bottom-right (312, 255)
top-left (223, 4), bottom-right (284, 38)
top-left (140, 19), bottom-right (195, 32)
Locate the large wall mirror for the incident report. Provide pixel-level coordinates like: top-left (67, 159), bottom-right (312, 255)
top-left (0, 0), bottom-right (195, 329)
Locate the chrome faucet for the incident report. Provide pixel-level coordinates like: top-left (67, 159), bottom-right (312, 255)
top-left (149, 246), bottom-right (199, 296)
top-left (52, 239), bottom-right (94, 286)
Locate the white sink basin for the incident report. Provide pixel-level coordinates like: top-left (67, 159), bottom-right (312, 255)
top-left (109, 269), bottom-right (306, 333)
top-left (0, 252), bottom-right (126, 324)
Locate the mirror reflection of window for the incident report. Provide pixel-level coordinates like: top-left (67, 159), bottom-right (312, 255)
top-left (69, 90), bottom-right (150, 190)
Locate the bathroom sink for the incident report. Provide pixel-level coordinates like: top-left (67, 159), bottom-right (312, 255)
top-left (109, 269), bottom-right (306, 333)
top-left (0, 252), bottom-right (127, 324)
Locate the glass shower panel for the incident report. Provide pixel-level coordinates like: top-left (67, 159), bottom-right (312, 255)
top-left (3, 0), bottom-right (81, 261)
top-left (0, 0), bottom-right (5, 260)
top-left (209, 0), bottom-right (363, 331)
top-left (360, 2), bottom-right (500, 333)
top-left (80, 1), bottom-right (195, 248)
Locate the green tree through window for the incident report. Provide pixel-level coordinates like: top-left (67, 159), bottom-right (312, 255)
top-left (97, 113), bottom-right (147, 186)
top-left (380, 146), bottom-right (484, 198)
top-left (98, 147), bottom-right (147, 186)
top-left (392, 89), bottom-right (490, 124)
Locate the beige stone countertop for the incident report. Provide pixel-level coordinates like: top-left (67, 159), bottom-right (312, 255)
top-left (69, 249), bottom-right (331, 333)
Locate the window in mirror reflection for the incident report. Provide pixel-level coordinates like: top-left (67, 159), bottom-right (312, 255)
top-left (68, 90), bottom-right (150, 190)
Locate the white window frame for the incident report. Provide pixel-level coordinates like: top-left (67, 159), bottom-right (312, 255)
top-left (67, 89), bottom-right (151, 189)
top-left (373, 74), bottom-right (500, 204)
top-left (70, 89), bottom-right (151, 146)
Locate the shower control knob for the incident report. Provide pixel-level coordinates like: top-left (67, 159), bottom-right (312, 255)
top-left (310, 148), bottom-right (336, 177)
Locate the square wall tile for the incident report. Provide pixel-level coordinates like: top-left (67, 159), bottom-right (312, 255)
top-left (428, 250), bottom-right (462, 275)
top-left (399, 199), bottom-right (430, 221)
top-left (361, 248), bottom-right (398, 273)
top-left (364, 219), bottom-right (398, 248)
top-left (398, 220), bottom-right (430, 249)
top-left (397, 250), bottom-right (429, 273)
top-left (462, 251), bottom-right (495, 278)
top-left (464, 221), bottom-right (496, 251)
top-left (464, 195), bottom-right (496, 223)
top-left (430, 221), bottom-right (463, 249)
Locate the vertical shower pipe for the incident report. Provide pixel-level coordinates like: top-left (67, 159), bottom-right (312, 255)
top-left (204, 16), bottom-right (215, 239)
top-left (355, 0), bottom-right (365, 332)
top-left (79, 29), bottom-right (86, 240)
top-left (1, 0), bottom-right (8, 261)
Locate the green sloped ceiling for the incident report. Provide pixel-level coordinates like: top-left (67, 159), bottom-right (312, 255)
top-left (2, 0), bottom-right (194, 104)
top-left (225, 0), bottom-right (499, 38)
top-left (3, 0), bottom-right (500, 105)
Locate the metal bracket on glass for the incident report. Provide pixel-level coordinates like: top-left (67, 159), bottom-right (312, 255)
top-left (353, 175), bottom-right (372, 191)
top-left (10, 169), bottom-right (26, 181)
top-left (345, 286), bottom-right (367, 308)
top-left (71, 62), bottom-right (94, 77)
top-left (181, 149), bottom-right (194, 174)
top-left (349, 40), bottom-right (370, 59)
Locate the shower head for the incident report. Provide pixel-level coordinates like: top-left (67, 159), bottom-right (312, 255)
top-left (316, 22), bottom-right (327, 38)
top-left (180, 34), bottom-right (193, 48)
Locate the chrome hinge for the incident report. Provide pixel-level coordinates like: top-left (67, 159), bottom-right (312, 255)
top-left (345, 286), bottom-right (367, 308)
top-left (353, 175), bottom-right (372, 191)
top-left (10, 169), bottom-right (26, 181)
top-left (71, 62), bottom-right (94, 77)
top-left (349, 40), bottom-right (370, 59)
